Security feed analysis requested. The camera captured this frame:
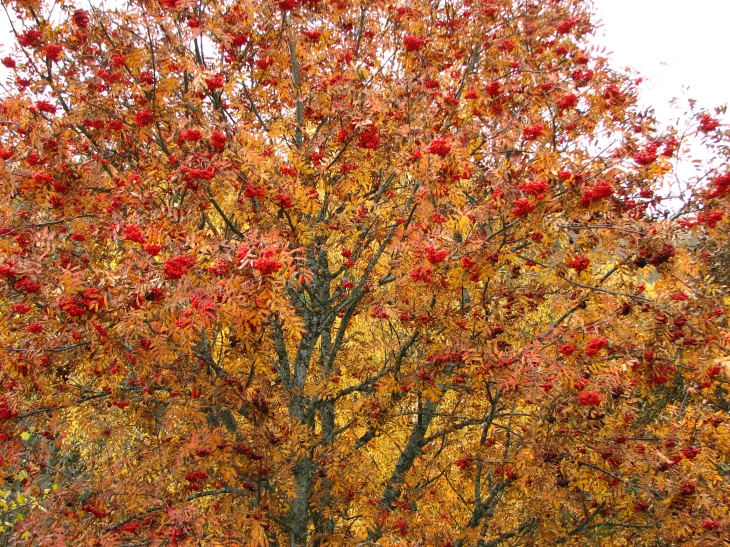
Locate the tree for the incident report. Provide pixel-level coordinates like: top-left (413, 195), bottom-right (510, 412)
top-left (0, 0), bottom-right (728, 545)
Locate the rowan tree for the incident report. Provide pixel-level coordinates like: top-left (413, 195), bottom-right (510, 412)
top-left (0, 0), bottom-right (729, 546)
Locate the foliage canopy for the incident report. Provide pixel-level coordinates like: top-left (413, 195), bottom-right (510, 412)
top-left (0, 0), bottom-right (729, 545)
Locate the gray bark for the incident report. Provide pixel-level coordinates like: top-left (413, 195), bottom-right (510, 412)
top-left (381, 399), bottom-right (437, 508)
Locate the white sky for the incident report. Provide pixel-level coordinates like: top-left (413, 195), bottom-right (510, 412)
top-left (591, 0), bottom-right (729, 125)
